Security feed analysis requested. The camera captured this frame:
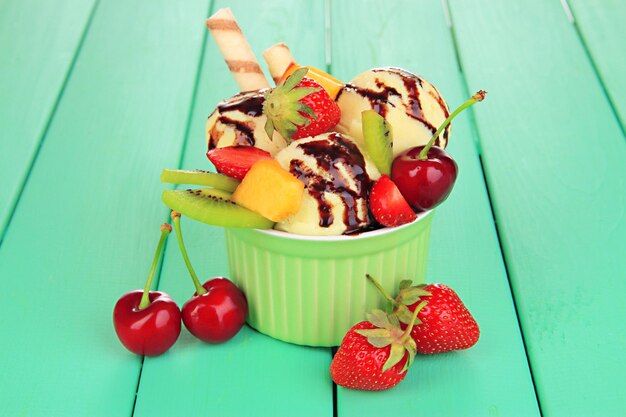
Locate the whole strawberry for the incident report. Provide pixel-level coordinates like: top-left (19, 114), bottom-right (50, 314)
top-left (367, 275), bottom-right (480, 354)
top-left (330, 307), bottom-right (423, 390)
top-left (263, 67), bottom-right (341, 140)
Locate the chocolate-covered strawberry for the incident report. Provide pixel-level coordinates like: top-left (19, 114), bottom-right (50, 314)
top-left (367, 275), bottom-right (479, 354)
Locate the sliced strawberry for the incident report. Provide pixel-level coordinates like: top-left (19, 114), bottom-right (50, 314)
top-left (369, 175), bottom-right (417, 227)
top-left (263, 67), bottom-right (341, 141)
top-left (206, 146), bottom-right (272, 180)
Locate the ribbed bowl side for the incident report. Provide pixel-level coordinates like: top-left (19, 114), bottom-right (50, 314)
top-left (224, 219), bottom-right (432, 347)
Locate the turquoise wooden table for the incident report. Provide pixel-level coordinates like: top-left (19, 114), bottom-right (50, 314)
top-left (1, 0), bottom-right (624, 416)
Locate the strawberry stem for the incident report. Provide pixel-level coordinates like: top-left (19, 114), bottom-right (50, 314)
top-left (418, 90), bottom-right (487, 160)
top-left (138, 224), bottom-right (172, 310)
top-left (366, 274), bottom-right (400, 307)
top-left (400, 301), bottom-right (428, 343)
top-left (171, 212), bottom-right (207, 295)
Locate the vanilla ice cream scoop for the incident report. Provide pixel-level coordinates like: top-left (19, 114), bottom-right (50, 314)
top-left (336, 68), bottom-right (450, 156)
top-left (274, 133), bottom-right (381, 236)
top-left (206, 90), bottom-right (288, 156)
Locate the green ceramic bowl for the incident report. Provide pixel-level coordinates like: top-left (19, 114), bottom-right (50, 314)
top-left (224, 210), bottom-right (434, 346)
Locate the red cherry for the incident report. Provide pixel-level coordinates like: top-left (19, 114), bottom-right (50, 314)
top-left (391, 146), bottom-right (458, 211)
top-left (113, 224), bottom-right (181, 356)
top-left (182, 278), bottom-right (248, 343)
top-left (391, 90), bottom-right (486, 211)
top-left (171, 212), bottom-right (248, 343)
top-left (113, 290), bottom-right (181, 356)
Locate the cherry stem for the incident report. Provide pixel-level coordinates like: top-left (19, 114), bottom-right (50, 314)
top-left (138, 224), bottom-right (172, 310)
top-left (171, 212), bottom-right (207, 295)
top-left (400, 301), bottom-right (428, 343)
top-left (366, 274), bottom-right (401, 308)
top-left (418, 90), bottom-right (487, 160)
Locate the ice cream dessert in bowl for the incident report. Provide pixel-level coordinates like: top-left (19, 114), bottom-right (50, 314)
top-left (160, 8), bottom-right (485, 346)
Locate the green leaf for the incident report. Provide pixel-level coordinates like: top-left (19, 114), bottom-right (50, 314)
top-left (383, 343), bottom-right (405, 372)
top-left (402, 339), bottom-right (417, 372)
top-left (388, 314), bottom-right (400, 328)
top-left (367, 309), bottom-right (391, 329)
top-left (399, 280), bottom-right (413, 290)
top-left (288, 87), bottom-right (320, 101)
top-left (355, 328), bottom-right (390, 338)
top-left (282, 67), bottom-right (309, 90)
top-left (399, 287), bottom-right (432, 305)
top-left (366, 337), bottom-right (393, 349)
top-left (396, 305), bottom-right (413, 324)
top-left (264, 119), bottom-right (274, 139)
top-left (295, 102), bottom-right (317, 120)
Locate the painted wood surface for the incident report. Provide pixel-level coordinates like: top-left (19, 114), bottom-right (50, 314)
top-left (331, 1), bottom-right (540, 415)
top-left (0, 0), bottom-right (96, 238)
top-left (448, 0), bottom-right (626, 415)
top-left (0, 0), bottom-right (623, 415)
top-left (133, 1), bottom-right (334, 416)
top-left (567, 0), bottom-right (626, 128)
top-left (0, 0), bottom-right (208, 415)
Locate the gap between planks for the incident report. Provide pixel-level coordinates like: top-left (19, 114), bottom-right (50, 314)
top-left (128, 0), bottom-right (215, 416)
top-left (558, 0), bottom-right (626, 137)
top-left (443, 0), bottom-right (545, 415)
top-left (0, 0), bottom-right (101, 248)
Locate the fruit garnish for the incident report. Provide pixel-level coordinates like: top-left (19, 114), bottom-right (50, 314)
top-left (391, 91), bottom-right (486, 211)
top-left (367, 275), bottom-right (480, 354)
top-left (206, 146), bottom-right (272, 180)
top-left (160, 169), bottom-right (240, 192)
top-left (361, 110), bottom-right (393, 176)
top-left (171, 212), bottom-right (247, 343)
top-left (162, 188), bottom-right (274, 229)
top-left (113, 224), bottom-right (181, 356)
top-left (231, 159), bottom-right (304, 222)
top-left (263, 67), bottom-right (341, 140)
top-left (278, 63), bottom-right (344, 99)
top-left (330, 304), bottom-right (425, 390)
top-left (369, 175), bottom-right (416, 227)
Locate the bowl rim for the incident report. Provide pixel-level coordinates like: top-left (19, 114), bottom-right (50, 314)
top-left (252, 210), bottom-right (433, 242)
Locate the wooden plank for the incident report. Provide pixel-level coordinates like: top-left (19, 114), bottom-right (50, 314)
top-left (566, 0), bottom-right (626, 127)
top-left (0, 0), bottom-right (96, 238)
top-left (331, 1), bottom-right (540, 415)
top-left (448, 0), bottom-right (626, 415)
top-left (132, 1), bottom-right (334, 416)
top-left (0, 0), bottom-right (208, 415)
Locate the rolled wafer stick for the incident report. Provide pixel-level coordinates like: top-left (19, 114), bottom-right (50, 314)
top-left (206, 8), bottom-right (270, 92)
top-left (263, 43), bottom-right (296, 84)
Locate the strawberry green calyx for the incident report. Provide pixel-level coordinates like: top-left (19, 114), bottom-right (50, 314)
top-left (366, 274), bottom-right (431, 325)
top-left (263, 67), bottom-right (320, 141)
top-left (355, 304), bottom-right (425, 373)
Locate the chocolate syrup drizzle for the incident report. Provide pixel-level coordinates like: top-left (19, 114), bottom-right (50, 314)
top-left (208, 89), bottom-right (268, 149)
top-left (337, 67), bottom-right (450, 147)
top-left (288, 133), bottom-right (373, 233)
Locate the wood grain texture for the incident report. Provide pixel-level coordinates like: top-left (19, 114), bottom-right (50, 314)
top-left (331, 1), bottom-right (540, 416)
top-left (448, 0), bottom-right (626, 415)
top-left (567, 0), bottom-right (626, 128)
top-left (0, 0), bottom-right (208, 415)
top-left (0, 0), bottom-right (96, 238)
top-left (132, 1), bottom-right (334, 416)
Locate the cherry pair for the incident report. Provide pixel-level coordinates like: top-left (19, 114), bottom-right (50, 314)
top-left (113, 214), bottom-right (247, 356)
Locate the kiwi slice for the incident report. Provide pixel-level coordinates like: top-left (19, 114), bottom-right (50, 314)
top-left (160, 169), bottom-right (239, 192)
top-left (162, 188), bottom-right (274, 229)
top-left (362, 110), bottom-right (393, 176)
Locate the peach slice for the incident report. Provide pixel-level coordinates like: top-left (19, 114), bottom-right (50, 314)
top-left (232, 159), bottom-right (304, 222)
